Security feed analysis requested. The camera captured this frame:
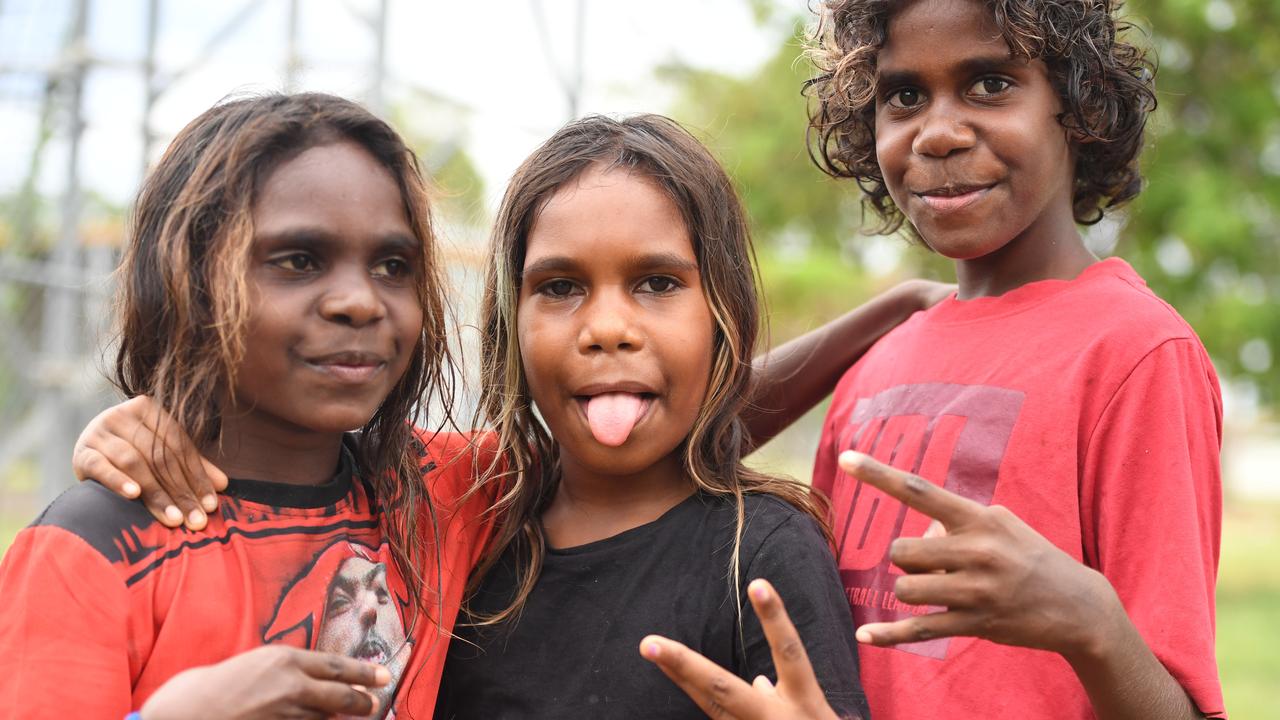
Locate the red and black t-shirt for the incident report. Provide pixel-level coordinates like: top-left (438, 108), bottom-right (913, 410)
top-left (0, 431), bottom-right (492, 719)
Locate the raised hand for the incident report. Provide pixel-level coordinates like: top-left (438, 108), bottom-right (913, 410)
top-left (836, 450), bottom-right (1121, 659)
top-left (639, 579), bottom-right (851, 720)
top-left (72, 395), bottom-right (227, 530)
top-left (139, 645), bottom-right (390, 720)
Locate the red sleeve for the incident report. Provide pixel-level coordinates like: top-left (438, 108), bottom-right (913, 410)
top-left (0, 526), bottom-right (133, 718)
top-left (1080, 337), bottom-right (1225, 717)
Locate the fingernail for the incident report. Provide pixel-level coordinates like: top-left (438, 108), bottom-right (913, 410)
top-left (164, 506), bottom-right (183, 525)
top-left (188, 509), bottom-right (205, 527)
top-left (749, 580), bottom-right (769, 602)
top-left (642, 641), bottom-right (661, 659)
top-left (374, 666), bottom-right (391, 685)
top-left (122, 481), bottom-right (140, 497)
top-left (855, 627), bottom-right (873, 644)
top-left (201, 494), bottom-right (218, 512)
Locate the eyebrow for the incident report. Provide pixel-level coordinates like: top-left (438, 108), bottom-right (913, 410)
top-left (521, 251), bottom-right (699, 278)
top-left (254, 228), bottom-right (420, 254)
top-left (877, 54), bottom-right (1022, 89)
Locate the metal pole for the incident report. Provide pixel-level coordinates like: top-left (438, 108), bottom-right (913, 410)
top-left (368, 0), bottom-right (388, 115)
top-left (141, 0), bottom-right (159, 174)
top-left (38, 0), bottom-right (90, 504)
top-left (285, 0), bottom-right (300, 91)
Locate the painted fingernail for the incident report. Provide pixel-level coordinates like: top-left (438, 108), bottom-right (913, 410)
top-left (188, 509), bottom-right (205, 527)
top-left (201, 494), bottom-right (218, 512)
top-left (164, 505), bottom-right (183, 525)
top-left (122, 481), bottom-right (140, 497)
top-left (749, 580), bottom-right (769, 602)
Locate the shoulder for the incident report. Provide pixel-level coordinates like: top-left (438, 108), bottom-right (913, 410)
top-left (1068, 259), bottom-right (1203, 348)
top-left (25, 481), bottom-right (160, 564)
top-left (410, 428), bottom-right (493, 494)
top-left (702, 494), bottom-right (830, 561)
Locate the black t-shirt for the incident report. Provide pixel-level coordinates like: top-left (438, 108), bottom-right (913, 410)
top-left (436, 492), bottom-right (868, 719)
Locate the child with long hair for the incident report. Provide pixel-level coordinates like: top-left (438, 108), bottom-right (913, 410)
top-left (432, 114), bottom-right (868, 719)
top-left (0, 92), bottom-right (493, 718)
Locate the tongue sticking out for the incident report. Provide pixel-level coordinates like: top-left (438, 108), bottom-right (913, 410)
top-left (585, 392), bottom-right (647, 447)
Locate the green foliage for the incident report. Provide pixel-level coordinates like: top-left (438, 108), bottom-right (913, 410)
top-left (664, 1), bottom-right (1280, 409)
top-left (1121, 0), bottom-right (1280, 406)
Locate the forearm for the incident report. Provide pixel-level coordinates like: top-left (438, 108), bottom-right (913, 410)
top-left (1064, 585), bottom-right (1203, 720)
top-left (746, 281), bottom-right (929, 446)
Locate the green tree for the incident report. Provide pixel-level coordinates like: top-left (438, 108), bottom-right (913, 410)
top-left (664, 0), bottom-right (1280, 407)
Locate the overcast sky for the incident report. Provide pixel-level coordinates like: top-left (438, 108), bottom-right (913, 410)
top-left (0, 0), bottom-right (792, 211)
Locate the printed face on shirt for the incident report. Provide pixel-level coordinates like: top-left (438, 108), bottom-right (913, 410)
top-left (874, 0), bottom-right (1078, 262)
top-left (516, 165), bottom-right (715, 479)
top-left (317, 556), bottom-right (407, 717)
top-left (233, 141), bottom-right (424, 437)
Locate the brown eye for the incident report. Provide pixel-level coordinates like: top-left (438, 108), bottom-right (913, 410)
top-left (371, 257), bottom-right (411, 280)
top-left (887, 88), bottom-right (923, 109)
top-left (971, 77), bottom-right (1011, 96)
top-left (638, 276), bottom-right (679, 294)
top-left (539, 279), bottom-right (577, 297)
top-left (271, 252), bottom-right (319, 272)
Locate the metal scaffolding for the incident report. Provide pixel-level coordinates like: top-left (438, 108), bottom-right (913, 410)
top-left (0, 0), bottom-right (392, 511)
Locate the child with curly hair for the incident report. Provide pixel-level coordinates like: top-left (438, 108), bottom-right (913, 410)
top-left (647, 1), bottom-right (1225, 718)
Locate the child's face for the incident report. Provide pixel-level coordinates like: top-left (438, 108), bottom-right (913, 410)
top-left (874, 0), bottom-right (1076, 260)
top-left (233, 141), bottom-right (424, 438)
top-left (516, 166), bottom-right (714, 479)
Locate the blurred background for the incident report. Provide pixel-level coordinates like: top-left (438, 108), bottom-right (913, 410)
top-left (0, 0), bottom-right (1275, 714)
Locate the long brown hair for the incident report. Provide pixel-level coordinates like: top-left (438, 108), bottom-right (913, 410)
top-left (114, 92), bottom-right (454, 626)
top-left (466, 114), bottom-right (830, 624)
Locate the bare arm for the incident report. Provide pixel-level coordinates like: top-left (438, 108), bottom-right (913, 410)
top-left (746, 280), bottom-right (952, 447)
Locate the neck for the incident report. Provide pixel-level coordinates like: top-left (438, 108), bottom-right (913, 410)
top-left (954, 210), bottom-right (1096, 299)
top-left (208, 411), bottom-right (345, 486)
top-left (542, 450), bottom-right (695, 549)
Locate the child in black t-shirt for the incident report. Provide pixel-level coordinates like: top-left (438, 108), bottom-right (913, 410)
top-left (433, 114), bottom-right (870, 719)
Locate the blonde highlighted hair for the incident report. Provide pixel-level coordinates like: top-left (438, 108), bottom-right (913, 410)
top-left (465, 114), bottom-right (830, 626)
top-left (114, 92), bottom-right (455, 630)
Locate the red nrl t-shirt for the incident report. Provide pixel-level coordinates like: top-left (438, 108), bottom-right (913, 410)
top-left (0, 430), bottom-right (493, 720)
top-left (813, 259), bottom-right (1225, 719)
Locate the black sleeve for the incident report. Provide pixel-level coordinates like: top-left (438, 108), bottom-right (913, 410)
top-left (737, 510), bottom-right (869, 720)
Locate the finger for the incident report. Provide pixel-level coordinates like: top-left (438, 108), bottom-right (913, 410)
top-left (640, 635), bottom-right (754, 719)
top-left (746, 579), bottom-right (822, 696)
top-left (838, 451), bottom-right (982, 528)
top-left (294, 650), bottom-right (392, 689)
top-left (142, 407), bottom-right (223, 514)
top-left (294, 678), bottom-right (380, 717)
top-left (751, 675), bottom-right (776, 694)
top-left (891, 571), bottom-right (987, 608)
top-left (855, 609), bottom-right (979, 646)
top-left (131, 424), bottom-right (207, 531)
top-left (73, 448), bottom-right (142, 499)
top-left (889, 535), bottom-right (969, 573)
top-left (100, 434), bottom-right (183, 526)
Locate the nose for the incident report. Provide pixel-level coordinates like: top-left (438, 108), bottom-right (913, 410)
top-left (358, 591), bottom-right (379, 628)
top-left (578, 289), bottom-right (644, 354)
top-left (318, 267), bottom-right (386, 327)
top-left (911, 101), bottom-right (976, 158)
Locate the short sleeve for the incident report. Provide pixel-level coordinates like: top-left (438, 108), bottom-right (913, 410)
top-left (0, 526), bottom-right (133, 717)
top-left (1080, 337), bottom-right (1225, 717)
top-left (738, 510), bottom-right (868, 719)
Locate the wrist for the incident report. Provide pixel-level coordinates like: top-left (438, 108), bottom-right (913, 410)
top-left (1058, 568), bottom-right (1132, 667)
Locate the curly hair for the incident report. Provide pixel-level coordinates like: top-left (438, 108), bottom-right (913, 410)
top-left (805, 0), bottom-right (1157, 234)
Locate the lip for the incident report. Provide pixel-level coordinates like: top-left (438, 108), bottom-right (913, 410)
top-left (304, 350), bottom-right (388, 384)
top-left (914, 183), bottom-right (994, 213)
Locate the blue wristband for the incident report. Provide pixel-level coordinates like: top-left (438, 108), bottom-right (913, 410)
top-left (126, 713), bottom-right (143, 720)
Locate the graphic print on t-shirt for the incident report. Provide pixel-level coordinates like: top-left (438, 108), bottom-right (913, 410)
top-left (264, 539), bottom-right (412, 719)
top-left (828, 382), bottom-right (1023, 659)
